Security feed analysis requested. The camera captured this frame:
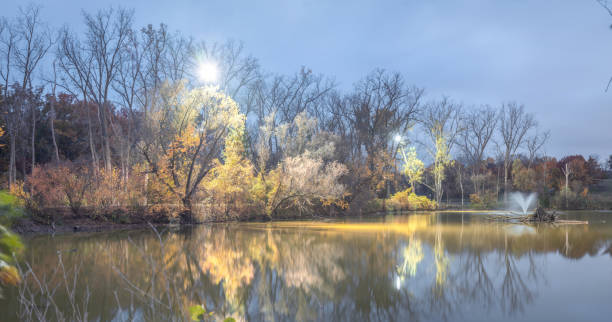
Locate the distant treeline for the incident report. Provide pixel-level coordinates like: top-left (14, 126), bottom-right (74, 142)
top-left (0, 6), bottom-right (609, 223)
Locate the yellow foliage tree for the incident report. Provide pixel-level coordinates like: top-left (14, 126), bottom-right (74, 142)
top-left (434, 137), bottom-right (452, 203)
top-left (204, 123), bottom-right (259, 218)
top-left (400, 146), bottom-right (424, 191)
top-left (142, 82), bottom-right (244, 221)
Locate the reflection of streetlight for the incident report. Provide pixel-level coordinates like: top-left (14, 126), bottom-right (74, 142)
top-left (197, 61), bottom-right (218, 83)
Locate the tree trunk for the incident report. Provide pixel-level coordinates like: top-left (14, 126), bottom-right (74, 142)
top-left (472, 170), bottom-right (478, 196)
top-left (181, 197), bottom-right (194, 223)
top-left (496, 166), bottom-right (500, 201)
top-left (503, 160), bottom-right (509, 203)
top-left (144, 166), bottom-right (149, 206)
top-left (9, 131), bottom-right (16, 185)
top-left (565, 168), bottom-right (570, 209)
top-left (446, 190), bottom-right (449, 206)
top-left (85, 101), bottom-right (98, 173)
top-left (103, 108), bottom-right (112, 173)
top-left (562, 163), bottom-right (571, 209)
top-left (21, 140), bottom-right (26, 178)
top-left (97, 101), bottom-right (112, 172)
top-left (459, 170), bottom-right (464, 208)
top-left (31, 104), bottom-right (36, 171)
top-left (50, 100), bottom-right (59, 163)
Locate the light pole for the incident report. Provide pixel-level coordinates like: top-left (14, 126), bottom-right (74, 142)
top-left (395, 135), bottom-right (409, 168)
top-left (389, 134), bottom-right (411, 207)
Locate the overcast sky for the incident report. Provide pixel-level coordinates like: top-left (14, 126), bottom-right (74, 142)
top-left (3, 0), bottom-right (612, 159)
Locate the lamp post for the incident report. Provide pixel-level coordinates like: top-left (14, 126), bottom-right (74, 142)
top-left (395, 135), bottom-right (409, 167)
top-left (388, 134), bottom-right (411, 210)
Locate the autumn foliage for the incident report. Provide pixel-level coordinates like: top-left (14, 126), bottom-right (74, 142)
top-left (12, 162), bottom-right (152, 221)
top-left (387, 188), bottom-right (436, 211)
top-left (9, 84), bottom-right (354, 223)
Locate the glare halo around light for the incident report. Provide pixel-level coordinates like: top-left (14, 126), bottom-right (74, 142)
top-left (197, 61), bottom-right (218, 83)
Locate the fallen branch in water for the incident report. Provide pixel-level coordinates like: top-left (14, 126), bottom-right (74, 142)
top-left (485, 207), bottom-right (588, 225)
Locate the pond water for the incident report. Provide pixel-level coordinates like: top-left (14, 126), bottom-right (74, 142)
top-left (2, 211), bottom-right (612, 321)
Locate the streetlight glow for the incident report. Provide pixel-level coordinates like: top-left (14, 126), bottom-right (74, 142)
top-left (197, 61), bottom-right (218, 83)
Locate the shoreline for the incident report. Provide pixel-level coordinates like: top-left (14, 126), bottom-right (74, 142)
top-left (8, 211), bottom-right (357, 236)
top-left (9, 209), bottom-right (427, 236)
top-left (10, 208), bottom-right (611, 237)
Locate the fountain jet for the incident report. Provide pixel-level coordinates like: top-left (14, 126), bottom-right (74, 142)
top-left (509, 192), bottom-right (537, 215)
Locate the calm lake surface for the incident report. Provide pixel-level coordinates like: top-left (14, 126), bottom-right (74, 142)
top-left (2, 211), bottom-right (612, 321)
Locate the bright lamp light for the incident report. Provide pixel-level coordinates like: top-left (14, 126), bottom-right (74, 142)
top-left (197, 61), bottom-right (218, 83)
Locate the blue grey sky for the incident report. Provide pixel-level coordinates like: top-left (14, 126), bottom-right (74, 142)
top-left (4, 0), bottom-right (612, 159)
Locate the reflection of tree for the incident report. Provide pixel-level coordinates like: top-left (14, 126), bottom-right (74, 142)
top-left (400, 234), bottom-right (423, 278)
top-left (5, 214), bottom-right (612, 321)
top-left (197, 230), bottom-right (254, 305)
top-left (434, 229), bottom-right (449, 288)
top-left (458, 251), bottom-right (494, 307)
top-left (425, 227), bottom-right (455, 321)
top-left (500, 233), bottom-right (535, 315)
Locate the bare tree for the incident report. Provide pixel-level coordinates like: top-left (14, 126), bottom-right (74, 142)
top-left (497, 102), bottom-right (536, 202)
top-left (112, 25), bottom-right (143, 183)
top-left (193, 40), bottom-right (261, 103)
top-left (12, 5), bottom-right (53, 169)
top-left (57, 27), bottom-right (99, 172)
top-left (419, 97), bottom-right (464, 205)
top-left (596, 1), bottom-right (612, 90)
top-left (343, 70), bottom-right (422, 204)
top-left (561, 162), bottom-right (572, 208)
top-left (138, 23), bottom-right (168, 119)
top-left (460, 106), bottom-right (497, 170)
top-left (13, 5), bottom-right (52, 90)
top-left (247, 67), bottom-right (335, 167)
top-left (525, 129), bottom-right (550, 168)
top-left (0, 17), bottom-right (19, 184)
top-left (460, 105), bottom-right (497, 194)
top-left (163, 31), bottom-right (192, 83)
top-left (55, 8), bottom-right (134, 173)
top-left (83, 8), bottom-right (134, 172)
top-left (48, 60), bottom-right (60, 162)
top-left (597, 0), bottom-right (612, 16)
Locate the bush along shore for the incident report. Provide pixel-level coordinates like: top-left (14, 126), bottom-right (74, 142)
top-left (2, 162), bottom-right (439, 235)
top-left (5, 186), bottom-right (440, 235)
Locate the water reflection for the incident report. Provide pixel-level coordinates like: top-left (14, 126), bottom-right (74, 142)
top-left (3, 212), bottom-right (612, 321)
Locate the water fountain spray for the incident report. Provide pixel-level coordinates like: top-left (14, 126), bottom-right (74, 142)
top-left (509, 192), bottom-right (538, 215)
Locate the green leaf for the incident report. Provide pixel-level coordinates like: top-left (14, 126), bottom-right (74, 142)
top-left (223, 318), bottom-right (236, 322)
top-left (189, 304), bottom-right (207, 321)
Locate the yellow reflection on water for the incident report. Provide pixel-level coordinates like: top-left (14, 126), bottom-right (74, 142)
top-left (255, 214), bottom-right (432, 235)
top-left (12, 212), bottom-right (611, 321)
